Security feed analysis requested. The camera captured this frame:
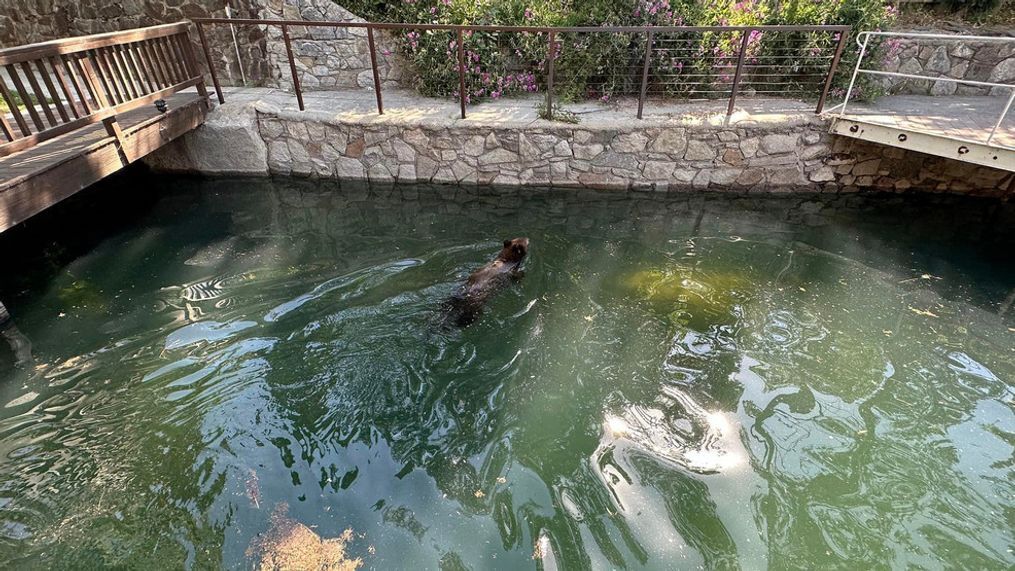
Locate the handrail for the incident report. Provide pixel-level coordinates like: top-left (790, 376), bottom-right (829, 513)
top-left (191, 17), bottom-right (851, 120)
top-left (857, 30), bottom-right (1014, 43)
top-left (836, 30), bottom-right (1014, 149)
top-left (0, 23), bottom-right (189, 66)
top-left (0, 22), bottom-right (209, 158)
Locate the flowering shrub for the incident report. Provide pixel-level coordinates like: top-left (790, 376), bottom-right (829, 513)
top-left (344, 0), bottom-right (897, 105)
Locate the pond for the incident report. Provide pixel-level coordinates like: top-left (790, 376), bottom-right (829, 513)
top-left (0, 172), bottom-right (1012, 569)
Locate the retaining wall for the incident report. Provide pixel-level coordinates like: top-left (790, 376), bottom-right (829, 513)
top-left (881, 34), bottom-right (1014, 96)
top-left (147, 94), bottom-right (1013, 196)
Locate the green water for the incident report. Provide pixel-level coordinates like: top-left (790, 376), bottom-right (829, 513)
top-left (0, 172), bottom-right (1012, 570)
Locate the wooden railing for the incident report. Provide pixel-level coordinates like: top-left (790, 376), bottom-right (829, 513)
top-left (0, 22), bottom-right (209, 158)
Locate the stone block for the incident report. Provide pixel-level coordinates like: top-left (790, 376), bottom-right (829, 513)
top-left (684, 139), bottom-right (715, 161)
top-left (478, 148), bottom-right (519, 165)
top-left (649, 128), bottom-right (687, 155)
top-left (760, 133), bottom-right (799, 154)
top-left (574, 143), bottom-right (604, 160)
top-left (335, 157), bottom-right (365, 179)
top-left (613, 132), bottom-right (649, 152)
top-left (643, 160), bottom-right (675, 179)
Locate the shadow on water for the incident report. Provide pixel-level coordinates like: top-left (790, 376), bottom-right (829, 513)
top-left (0, 170), bottom-right (1012, 568)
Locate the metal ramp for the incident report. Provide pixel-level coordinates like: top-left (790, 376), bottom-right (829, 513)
top-left (824, 31), bottom-right (1014, 172)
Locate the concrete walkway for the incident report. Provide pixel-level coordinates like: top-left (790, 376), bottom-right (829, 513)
top-left (214, 86), bottom-right (824, 130)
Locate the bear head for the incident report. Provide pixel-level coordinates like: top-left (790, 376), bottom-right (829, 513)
top-left (497, 237), bottom-right (530, 264)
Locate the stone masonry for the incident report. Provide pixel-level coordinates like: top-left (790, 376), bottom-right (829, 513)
top-left (147, 90), bottom-right (1013, 196)
top-left (257, 117), bottom-right (1010, 195)
top-left (258, 0), bottom-right (409, 91)
top-left (882, 36), bottom-right (1015, 96)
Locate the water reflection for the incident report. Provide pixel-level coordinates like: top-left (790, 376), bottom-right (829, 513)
top-left (0, 173), bottom-right (1011, 568)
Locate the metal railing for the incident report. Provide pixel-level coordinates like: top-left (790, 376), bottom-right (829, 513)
top-left (831, 31), bottom-right (1015, 149)
top-left (0, 23), bottom-right (209, 158)
top-left (191, 18), bottom-right (850, 120)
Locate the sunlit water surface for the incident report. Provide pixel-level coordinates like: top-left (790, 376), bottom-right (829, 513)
top-left (0, 173), bottom-right (1012, 569)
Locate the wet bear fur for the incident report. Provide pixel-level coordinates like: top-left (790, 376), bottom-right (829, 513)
top-left (443, 238), bottom-right (529, 327)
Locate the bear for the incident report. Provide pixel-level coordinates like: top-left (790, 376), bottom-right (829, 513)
top-left (443, 238), bottom-right (530, 328)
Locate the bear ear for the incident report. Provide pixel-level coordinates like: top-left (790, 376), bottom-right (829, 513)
top-left (504, 239), bottom-right (512, 248)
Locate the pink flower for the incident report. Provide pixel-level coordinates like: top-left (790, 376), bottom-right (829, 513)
top-left (524, 8), bottom-right (533, 20)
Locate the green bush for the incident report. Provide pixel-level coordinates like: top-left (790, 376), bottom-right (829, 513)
top-left (344, 0), bottom-right (897, 105)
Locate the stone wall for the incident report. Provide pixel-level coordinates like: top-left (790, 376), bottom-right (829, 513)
top-left (258, 0), bottom-right (409, 91)
top-left (254, 113), bottom-right (1011, 195)
top-left (148, 92), bottom-right (1012, 196)
top-left (0, 0), bottom-right (269, 87)
top-left (882, 35), bottom-right (1014, 96)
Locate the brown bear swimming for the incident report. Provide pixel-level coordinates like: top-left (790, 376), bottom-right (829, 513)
top-left (444, 238), bottom-right (529, 327)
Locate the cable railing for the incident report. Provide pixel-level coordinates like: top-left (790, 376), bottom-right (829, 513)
top-left (191, 18), bottom-right (850, 121)
top-left (830, 31), bottom-right (1015, 149)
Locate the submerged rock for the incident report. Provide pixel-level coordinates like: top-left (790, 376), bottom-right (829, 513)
top-left (247, 503), bottom-right (362, 571)
top-left (620, 268), bottom-right (751, 328)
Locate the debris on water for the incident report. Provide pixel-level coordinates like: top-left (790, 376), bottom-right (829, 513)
top-left (245, 469), bottom-right (261, 509)
top-left (909, 306), bottom-right (939, 318)
top-left (247, 503), bottom-right (362, 571)
top-left (532, 531), bottom-right (558, 569)
top-left (496, 477), bottom-right (507, 484)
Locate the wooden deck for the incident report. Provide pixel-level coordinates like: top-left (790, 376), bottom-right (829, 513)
top-left (0, 22), bottom-right (211, 233)
top-left (830, 95), bottom-right (1014, 171)
top-left (0, 91), bottom-right (206, 232)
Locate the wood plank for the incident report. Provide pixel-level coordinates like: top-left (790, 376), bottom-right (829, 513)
top-left (49, 56), bottom-right (83, 118)
top-left (0, 94), bottom-right (206, 232)
top-left (0, 23), bottom-right (189, 66)
top-left (140, 41), bottom-right (168, 89)
top-left (147, 40), bottom-right (173, 87)
top-left (37, 59), bottom-right (71, 122)
top-left (168, 34), bottom-right (191, 78)
top-left (20, 61), bottom-right (58, 127)
top-left (5, 64), bottom-right (44, 131)
top-left (0, 73), bottom-right (31, 136)
top-left (126, 43), bottom-right (155, 94)
top-left (100, 48), bottom-right (129, 103)
top-left (102, 116), bottom-right (130, 164)
top-left (0, 113), bottom-right (13, 142)
top-left (112, 45), bottom-right (140, 99)
top-left (156, 36), bottom-right (184, 83)
top-left (75, 56), bottom-right (108, 109)
top-left (177, 33), bottom-right (211, 107)
top-left (94, 49), bottom-right (124, 104)
top-left (0, 77), bottom-right (201, 157)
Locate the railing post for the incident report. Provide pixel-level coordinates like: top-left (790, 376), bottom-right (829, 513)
top-left (726, 28), bottom-right (751, 121)
top-left (179, 31), bottom-right (212, 110)
top-left (987, 89), bottom-right (1015, 145)
top-left (839, 33), bottom-right (870, 117)
top-left (196, 22), bottom-right (225, 104)
top-left (281, 24), bottom-right (305, 111)
top-left (637, 29), bottom-right (653, 120)
top-left (816, 29), bottom-right (849, 114)
top-left (457, 28), bottom-right (466, 119)
top-left (367, 26), bottom-right (384, 115)
top-left (546, 30), bottom-right (555, 119)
